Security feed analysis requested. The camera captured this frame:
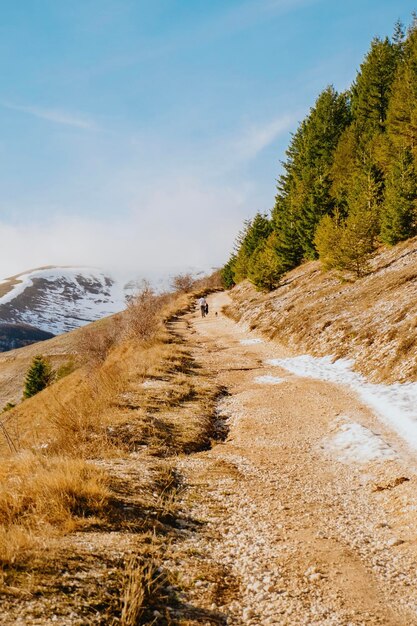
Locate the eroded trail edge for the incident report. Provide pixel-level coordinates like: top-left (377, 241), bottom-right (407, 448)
top-left (169, 292), bottom-right (417, 626)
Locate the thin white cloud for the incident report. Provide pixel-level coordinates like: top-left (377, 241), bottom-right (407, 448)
top-left (0, 100), bottom-right (98, 130)
top-left (232, 114), bottom-right (296, 162)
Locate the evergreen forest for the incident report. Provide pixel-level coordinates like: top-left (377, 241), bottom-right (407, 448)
top-left (223, 17), bottom-right (417, 290)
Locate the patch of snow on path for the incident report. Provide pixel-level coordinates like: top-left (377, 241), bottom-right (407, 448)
top-left (323, 418), bottom-right (397, 464)
top-left (240, 338), bottom-right (263, 345)
top-left (254, 375), bottom-right (284, 385)
top-left (267, 355), bottom-right (417, 453)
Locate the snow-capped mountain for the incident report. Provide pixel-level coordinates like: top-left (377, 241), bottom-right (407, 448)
top-left (0, 267), bottom-right (127, 336)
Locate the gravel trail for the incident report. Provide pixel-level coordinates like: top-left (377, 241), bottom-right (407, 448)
top-left (172, 292), bottom-right (417, 625)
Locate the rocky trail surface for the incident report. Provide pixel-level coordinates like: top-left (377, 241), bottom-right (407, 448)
top-left (170, 292), bottom-right (417, 625)
top-left (3, 290), bottom-right (417, 625)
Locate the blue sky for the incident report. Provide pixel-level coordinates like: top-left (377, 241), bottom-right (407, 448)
top-left (0, 0), bottom-right (415, 278)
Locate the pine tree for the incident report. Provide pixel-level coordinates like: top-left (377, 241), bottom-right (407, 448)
top-left (330, 126), bottom-right (356, 213)
top-left (386, 24), bottom-right (417, 156)
top-left (381, 147), bottom-right (417, 244)
top-left (247, 233), bottom-right (284, 291)
top-left (351, 37), bottom-right (398, 137)
top-left (338, 207), bottom-right (378, 277)
top-left (232, 213), bottom-right (272, 282)
top-left (272, 86), bottom-right (350, 263)
top-left (314, 213), bottom-right (343, 271)
top-left (272, 197), bottom-right (303, 271)
top-left (315, 208), bottom-right (377, 277)
top-left (221, 255), bottom-right (237, 289)
top-left (393, 20), bottom-right (405, 46)
top-left (23, 355), bottom-right (53, 399)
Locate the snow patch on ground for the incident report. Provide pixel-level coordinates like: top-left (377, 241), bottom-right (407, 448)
top-left (142, 380), bottom-right (164, 388)
top-left (254, 375), bottom-right (284, 385)
top-left (323, 418), bottom-right (397, 464)
top-left (240, 338), bottom-right (263, 345)
top-left (267, 355), bottom-right (417, 453)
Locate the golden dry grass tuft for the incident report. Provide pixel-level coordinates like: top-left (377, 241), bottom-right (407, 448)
top-left (0, 453), bottom-right (109, 567)
top-left (120, 557), bottom-right (164, 625)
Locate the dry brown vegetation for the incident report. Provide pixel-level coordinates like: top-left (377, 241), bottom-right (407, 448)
top-left (171, 270), bottom-right (222, 296)
top-left (0, 455), bottom-right (109, 569)
top-left (226, 237), bottom-right (417, 383)
top-left (0, 273), bottom-right (224, 623)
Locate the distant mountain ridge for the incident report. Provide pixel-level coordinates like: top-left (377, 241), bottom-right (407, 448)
top-left (0, 266), bottom-right (126, 341)
top-left (0, 323), bottom-right (54, 352)
top-left (0, 265), bottom-right (212, 352)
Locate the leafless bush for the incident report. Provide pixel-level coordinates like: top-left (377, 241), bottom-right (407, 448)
top-left (171, 272), bottom-right (195, 293)
top-left (76, 316), bottom-right (122, 366)
top-left (124, 282), bottom-right (165, 342)
top-left (192, 269), bottom-right (223, 293)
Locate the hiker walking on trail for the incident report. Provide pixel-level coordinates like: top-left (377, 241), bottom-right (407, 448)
top-left (199, 296), bottom-right (207, 318)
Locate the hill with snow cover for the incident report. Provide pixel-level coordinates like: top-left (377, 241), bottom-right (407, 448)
top-left (0, 267), bottom-right (126, 338)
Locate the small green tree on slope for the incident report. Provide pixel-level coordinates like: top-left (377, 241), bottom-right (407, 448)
top-left (247, 233), bottom-right (284, 291)
top-left (23, 355), bottom-right (53, 399)
top-left (315, 208), bottom-right (378, 278)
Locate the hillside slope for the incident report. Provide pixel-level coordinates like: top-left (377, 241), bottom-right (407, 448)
top-left (2, 287), bottom-right (417, 623)
top-left (226, 237), bottom-right (417, 384)
top-left (0, 321), bottom-right (89, 408)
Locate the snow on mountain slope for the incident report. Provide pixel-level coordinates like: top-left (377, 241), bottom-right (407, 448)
top-left (0, 267), bottom-right (126, 335)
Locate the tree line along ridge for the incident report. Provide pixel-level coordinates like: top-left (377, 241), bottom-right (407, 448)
top-left (223, 18), bottom-right (417, 290)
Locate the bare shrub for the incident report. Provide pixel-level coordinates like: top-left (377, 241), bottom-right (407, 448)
top-left (171, 272), bottom-right (195, 293)
top-left (54, 359), bottom-right (76, 381)
top-left (76, 316), bottom-right (122, 366)
top-left (396, 333), bottom-right (416, 356)
top-left (124, 282), bottom-right (164, 342)
top-left (192, 269), bottom-right (223, 293)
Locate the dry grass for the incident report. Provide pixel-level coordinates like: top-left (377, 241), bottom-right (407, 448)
top-left (120, 557), bottom-right (164, 625)
top-left (0, 453), bottom-right (109, 567)
top-left (0, 285), bottom-right (224, 621)
top-left (75, 316), bottom-right (123, 366)
top-left (46, 369), bottom-right (125, 457)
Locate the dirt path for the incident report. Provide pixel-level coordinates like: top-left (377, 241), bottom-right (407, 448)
top-left (171, 292), bottom-right (417, 625)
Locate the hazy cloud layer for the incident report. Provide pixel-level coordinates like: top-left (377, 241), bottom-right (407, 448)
top-left (0, 111), bottom-right (294, 279)
top-left (0, 176), bottom-right (252, 280)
